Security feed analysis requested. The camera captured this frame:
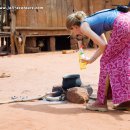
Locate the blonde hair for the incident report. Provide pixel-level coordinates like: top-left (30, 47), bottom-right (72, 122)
top-left (66, 11), bottom-right (87, 29)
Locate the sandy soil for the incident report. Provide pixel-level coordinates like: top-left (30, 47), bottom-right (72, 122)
top-left (0, 49), bottom-right (130, 130)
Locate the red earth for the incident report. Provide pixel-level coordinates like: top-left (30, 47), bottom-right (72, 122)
top-left (0, 49), bottom-right (130, 130)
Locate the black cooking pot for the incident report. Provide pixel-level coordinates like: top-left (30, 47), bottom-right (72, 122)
top-left (62, 74), bottom-right (82, 91)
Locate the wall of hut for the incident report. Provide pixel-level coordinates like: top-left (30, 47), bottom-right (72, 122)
top-left (0, 0), bottom-right (130, 54)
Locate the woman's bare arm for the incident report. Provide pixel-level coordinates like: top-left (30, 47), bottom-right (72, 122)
top-left (100, 33), bottom-right (108, 44)
top-left (80, 22), bottom-right (107, 63)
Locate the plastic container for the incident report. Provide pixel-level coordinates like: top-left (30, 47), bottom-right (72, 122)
top-left (78, 46), bottom-right (87, 70)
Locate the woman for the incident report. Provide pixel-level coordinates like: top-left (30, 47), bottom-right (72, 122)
top-left (66, 7), bottom-right (130, 111)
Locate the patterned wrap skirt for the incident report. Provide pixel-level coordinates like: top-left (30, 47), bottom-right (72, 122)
top-left (97, 12), bottom-right (130, 104)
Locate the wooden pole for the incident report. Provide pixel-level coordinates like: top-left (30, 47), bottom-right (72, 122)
top-left (14, 33), bottom-right (26, 54)
top-left (50, 37), bottom-right (56, 51)
top-left (10, 0), bottom-right (16, 54)
top-left (21, 35), bottom-right (26, 54)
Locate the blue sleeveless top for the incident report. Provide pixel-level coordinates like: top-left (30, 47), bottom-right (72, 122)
top-left (83, 9), bottom-right (120, 36)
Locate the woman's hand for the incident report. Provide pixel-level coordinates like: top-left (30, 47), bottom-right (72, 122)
top-left (80, 57), bottom-right (92, 64)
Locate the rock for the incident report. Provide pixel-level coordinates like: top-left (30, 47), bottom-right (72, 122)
top-left (66, 87), bottom-right (89, 104)
top-left (0, 73), bottom-right (11, 78)
top-left (52, 85), bottom-right (64, 97)
top-left (81, 84), bottom-right (93, 96)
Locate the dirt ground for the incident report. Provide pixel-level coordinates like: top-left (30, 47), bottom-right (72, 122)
top-left (0, 49), bottom-right (130, 130)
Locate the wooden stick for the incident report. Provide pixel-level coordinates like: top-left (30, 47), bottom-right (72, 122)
top-left (0, 94), bottom-right (48, 105)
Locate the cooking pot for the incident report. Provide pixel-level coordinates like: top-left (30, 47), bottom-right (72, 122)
top-left (62, 74), bottom-right (81, 91)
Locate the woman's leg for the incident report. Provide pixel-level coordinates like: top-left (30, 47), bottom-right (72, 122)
top-left (86, 74), bottom-right (110, 112)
